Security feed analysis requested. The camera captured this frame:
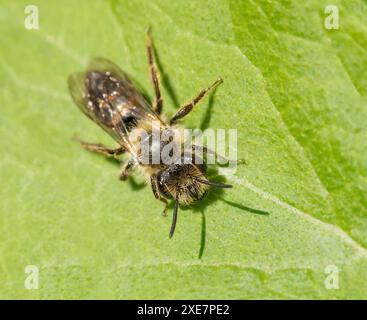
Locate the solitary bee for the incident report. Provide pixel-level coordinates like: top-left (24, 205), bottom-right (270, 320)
top-left (68, 30), bottom-right (234, 238)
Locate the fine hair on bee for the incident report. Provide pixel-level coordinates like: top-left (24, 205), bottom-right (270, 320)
top-left (68, 28), bottom-right (237, 238)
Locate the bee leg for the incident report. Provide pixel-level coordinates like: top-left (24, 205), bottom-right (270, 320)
top-left (192, 145), bottom-right (246, 165)
top-left (150, 174), bottom-right (168, 216)
top-left (146, 27), bottom-right (163, 115)
top-left (119, 159), bottom-right (135, 181)
top-left (169, 77), bottom-right (223, 125)
top-left (159, 198), bottom-right (169, 217)
top-left (74, 138), bottom-right (125, 157)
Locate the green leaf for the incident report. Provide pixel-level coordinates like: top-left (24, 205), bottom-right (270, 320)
top-left (1, 0), bottom-right (366, 299)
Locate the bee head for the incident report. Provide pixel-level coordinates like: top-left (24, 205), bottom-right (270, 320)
top-left (156, 154), bottom-right (232, 206)
top-left (157, 162), bottom-right (209, 206)
top-left (156, 154), bottom-right (233, 238)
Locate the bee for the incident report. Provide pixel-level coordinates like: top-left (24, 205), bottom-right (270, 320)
top-left (68, 29), bottom-right (234, 238)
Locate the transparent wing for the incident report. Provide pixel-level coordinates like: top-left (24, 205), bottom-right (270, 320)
top-left (68, 57), bottom-right (164, 155)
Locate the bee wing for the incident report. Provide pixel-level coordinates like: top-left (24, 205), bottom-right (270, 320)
top-left (68, 57), bottom-right (164, 155)
top-left (86, 57), bottom-right (159, 119)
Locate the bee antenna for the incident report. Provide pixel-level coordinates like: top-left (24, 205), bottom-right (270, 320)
top-left (195, 178), bottom-right (232, 189)
top-left (169, 194), bottom-right (179, 238)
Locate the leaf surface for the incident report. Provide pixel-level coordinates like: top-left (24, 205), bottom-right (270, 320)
top-left (0, 0), bottom-right (366, 298)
